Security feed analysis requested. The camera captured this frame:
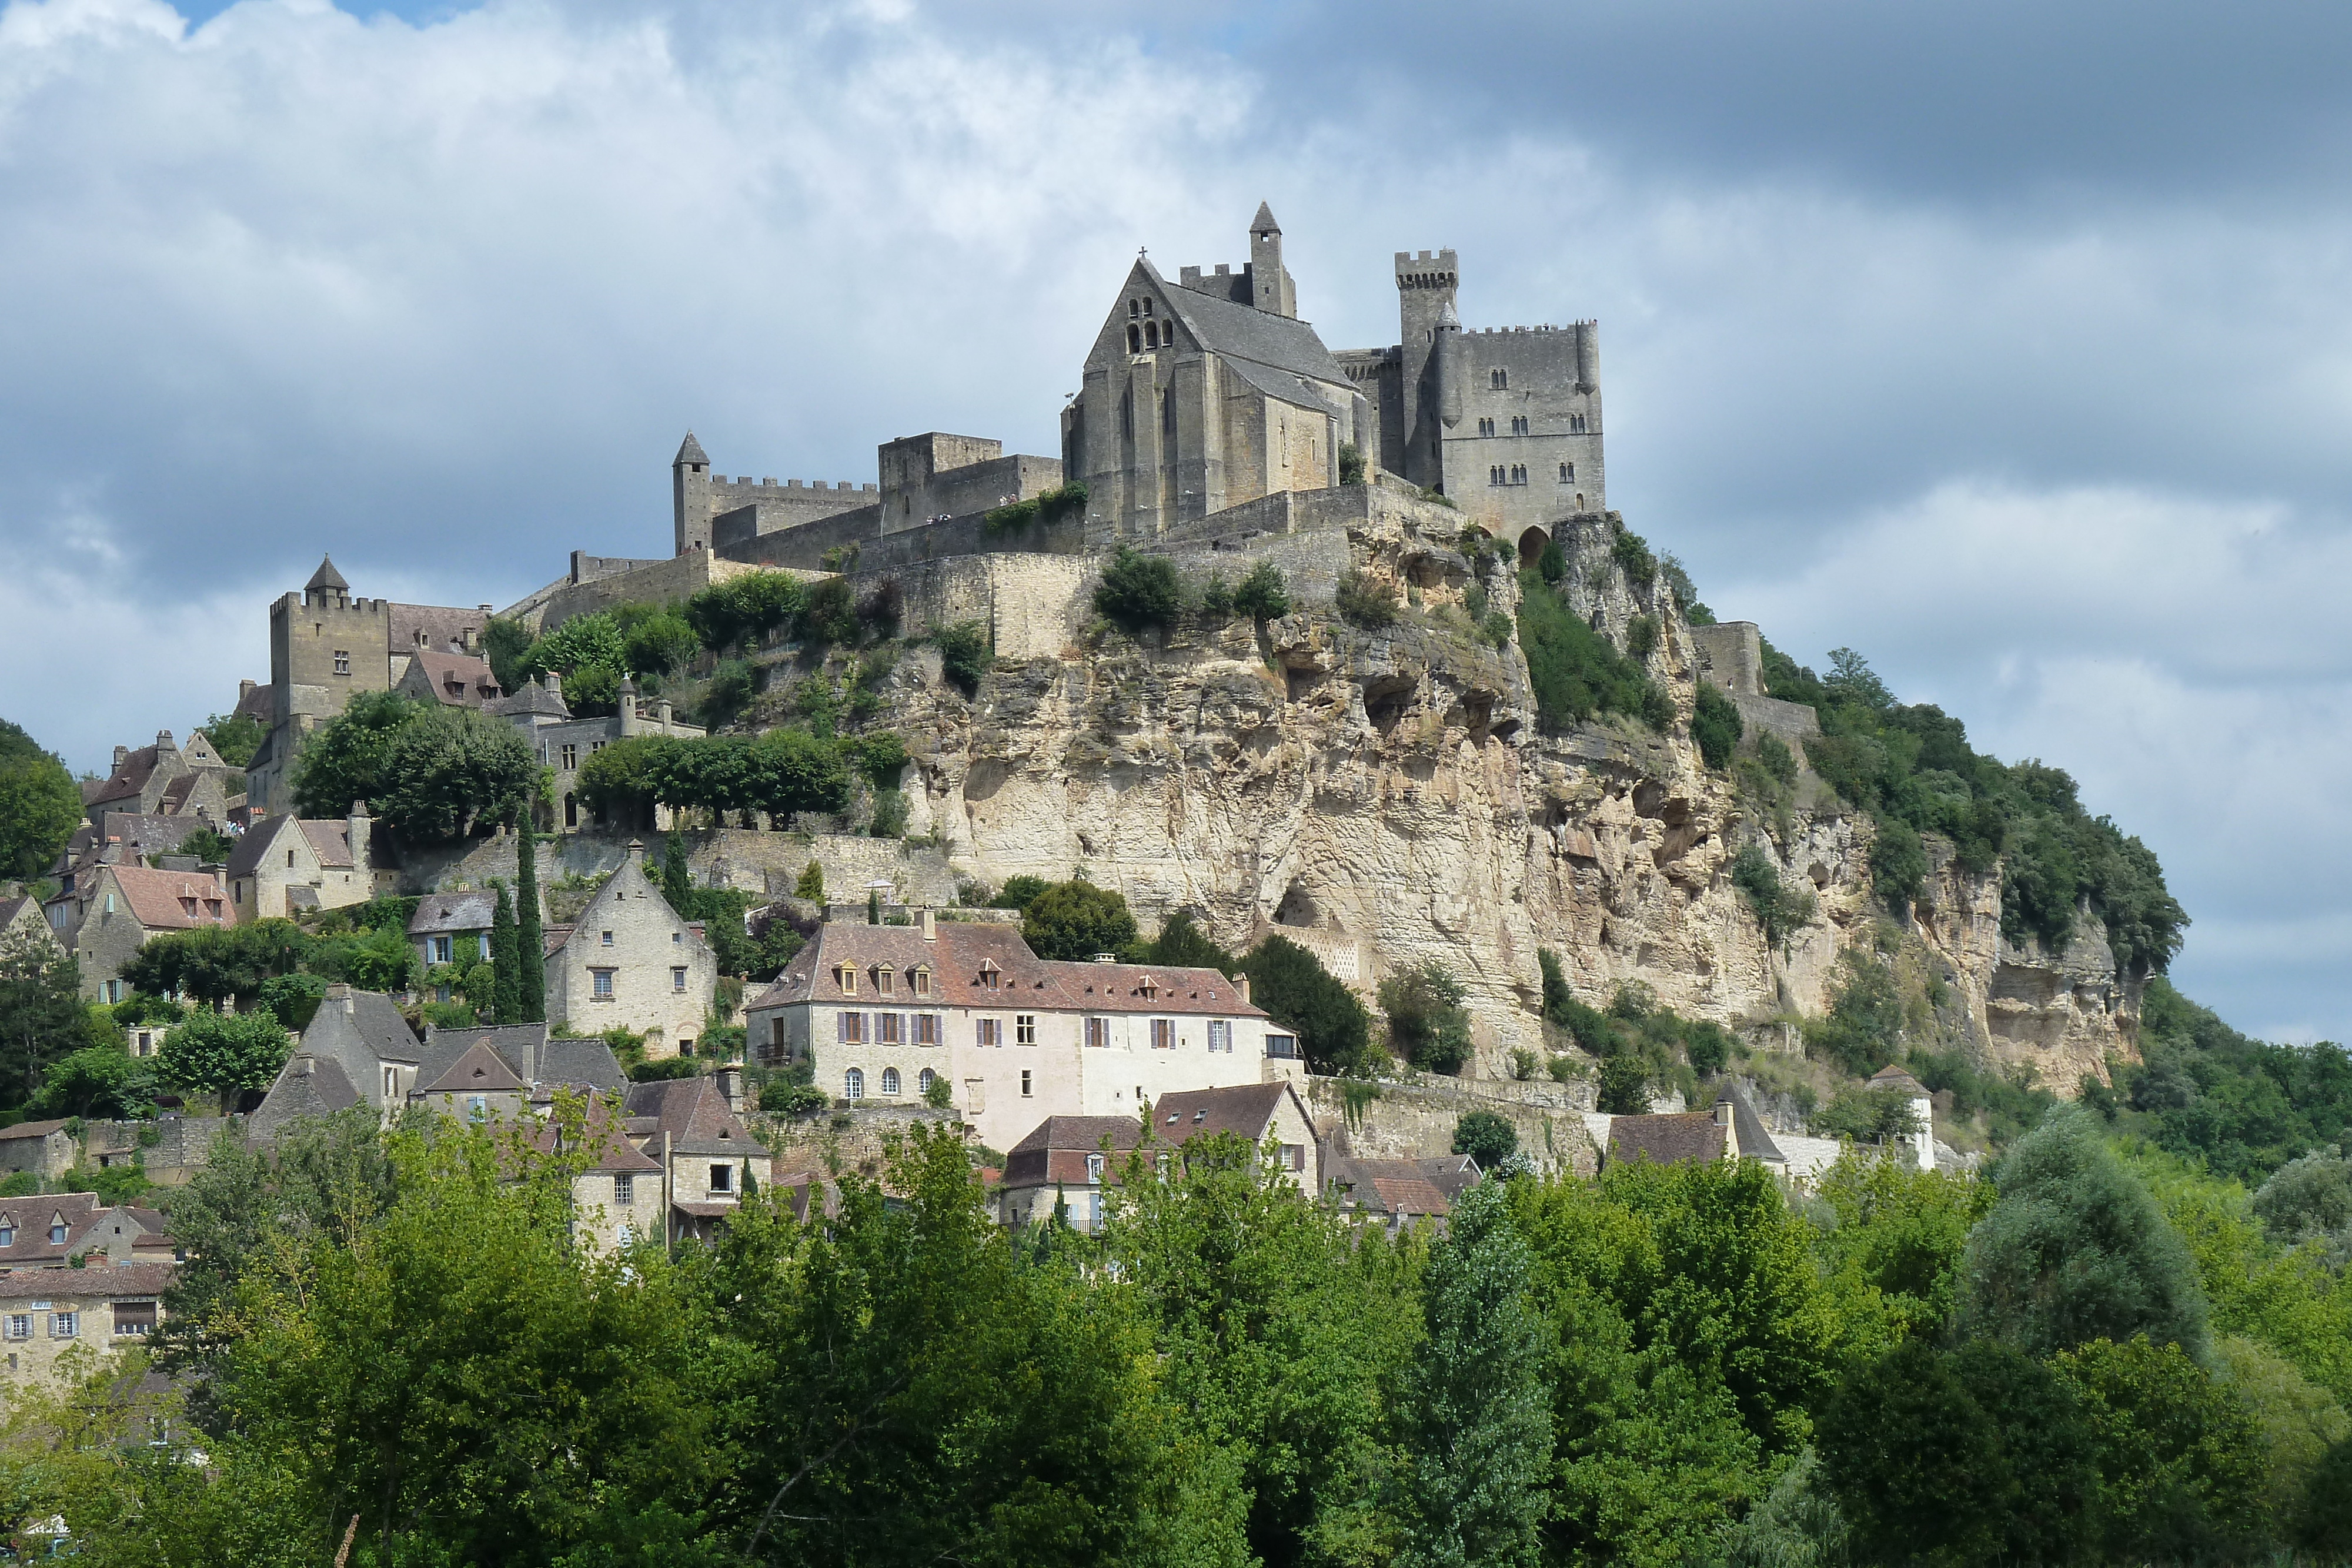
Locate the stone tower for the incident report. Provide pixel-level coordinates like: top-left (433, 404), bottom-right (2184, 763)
top-left (1393, 248), bottom-right (1461, 489)
top-left (1248, 202), bottom-right (1297, 319)
top-left (672, 432), bottom-right (713, 556)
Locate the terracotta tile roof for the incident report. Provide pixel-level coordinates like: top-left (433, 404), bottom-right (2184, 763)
top-left (299, 821), bottom-right (356, 870)
top-left (1001, 1115), bottom-right (1145, 1188)
top-left (1368, 1172), bottom-right (1452, 1217)
top-left (1149, 1083), bottom-right (1291, 1146)
top-left (101, 866), bottom-right (231, 931)
top-left (409, 650), bottom-right (502, 708)
top-left (525, 1100), bottom-right (662, 1173)
top-left (0, 1260), bottom-right (175, 1299)
top-left (0, 1121), bottom-right (71, 1142)
top-left (409, 891), bottom-right (496, 935)
top-left (0, 1194), bottom-right (106, 1267)
top-left (1604, 1112), bottom-right (1728, 1168)
top-left (752, 924), bottom-right (1263, 1019)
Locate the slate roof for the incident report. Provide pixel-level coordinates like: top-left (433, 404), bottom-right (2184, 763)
top-left (752, 924), bottom-right (1263, 1020)
top-left (306, 555), bottom-right (348, 591)
top-left (675, 431), bottom-right (709, 466)
top-left (623, 1075), bottom-right (765, 1160)
top-left (413, 1024), bottom-right (627, 1097)
top-left (248, 1055), bottom-right (362, 1138)
top-left (0, 1121), bottom-right (71, 1143)
top-left (1251, 199), bottom-right (1279, 233)
top-left (1716, 1085), bottom-right (1786, 1164)
top-left (410, 891), bottom-right (496, 935)
top-left (0, 1261), bottom-right (175, 1299)
top-left (100, 866), bottom-right (230, 931)
top-left (85, 744), bottom-right (169, 808)
top-left (1868, 1065), bottom-right (1930, 1096)
top-left (487, 677), bottom-right (571, 720)
top-left (418, 1040), bottom-right (526, 1095)
top-left (0, 896), bottom-right (36, 934)
top-left (388, 604), bottom-right (491, 659)
top-left (1145, 259), bottom-right (1347, 387)
top-left (524, 1099), bottom-right (662, 1174)
top-left (1604, 1112), bottom-right (1728, 1168)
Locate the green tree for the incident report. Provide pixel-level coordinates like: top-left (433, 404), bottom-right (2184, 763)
top-left (1732, 843), bottom-right (1816, 954)
top-left (31, 1032), bottom-right (158, 1120)
top-left (1515, 574), bottom-right (1671, 731)
top-left (489, 880), bottom-right (522, 1026)
top-left (1095, 546), bottom-right (1184, 630)
top-left (617, 604), bottom-right (699, 676)
top-left (1868, 815), bottom-right (1929, 909)
top-left (2052, 1335), bottom-right (2269, 1564)
top-left (288, 689), bottom-right (416, 821)
top-left (0, 718), bottom-right (83, 881)
top-left (1452, 1110), bottom-right (1517, 1168)
top-left (1691, 683), bottom-right (1743, 771)
top-left (0, 925), bottom-right (86, 1108)
top-left (375, 703), bottom-right (537, 842)
top-left (1399, 1178), bottom-right (1551, 1568)
top-left (990, 874), bottom-right (1047, 911)
top-left (1382, 962), bottom-right (1472, 1074)
top-left (197, 709), bottom-right (266, 769)
top-left (124, 921), bottom-right (312, 1009)
top-left (2251, 1142), bottom-right (2352, 1249)
top-left (483, 616), bottom-right (537, 694)
top-left (1334, 569), bottom-right (1399, 629)
top-left (1960, 1107), bottom-right (2210, 1359)
top-left (794, 861), bottom-right (824, 902)
top-left (158, 1009), bottom-right (290, 1114)
top-left (255, 972), bottom-right (325, 1031)
top-left (1020, 879), bottom-right (1138, 961)
top-left (936, 620), bottom-right (992, 697)
top-left (1137, 912), bottom-right (1237, 975)
top-left (1237, 933), bottom-right (1375, 1077)
top-left (516, 818), bottom-right (546, 1023)
top-left (1232, 561), bottom-right (1291, 622)
top-left (661, 831), bottom-right (693, 909)
top-left (1809, 1152), bottom-right (1990, 1340)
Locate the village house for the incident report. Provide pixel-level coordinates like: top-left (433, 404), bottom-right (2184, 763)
top-left (409, 891), bottom-right (496, 990)
top-left (542, 841), bottom-right (717, 1058)
top-left (0, 1194), bottom-right (177, 1272)
top-left (246, 985), bottom-right (424, 1142)
top-left (80, 730), bottom-right (237, 826)
top-left (995, 1081), bottom-right (1321, 1232)
top-left (0, 895), bottom-right (58, 954)
top-left (392, 649), bottom-right (503, 709)
top-left (1599, 1084), bottom-right (1849, 1183)
top-left (59, 863), bottom-right (232, 1004)
top-left (488, 674), bottom-right (707, 834)
top-left (0, 1122), bottom-right (79, 1185)
top-left (526, 1098), bottom-right (666, 1252)
top-left (223, 803), bottom-right (396, 921)
top-left (623, 1069), bottom-right (770, 1245)
top-left (0, 1261), bottom-right (174, 1390)
top-left (746, 915), bottom-right (1301, 1154)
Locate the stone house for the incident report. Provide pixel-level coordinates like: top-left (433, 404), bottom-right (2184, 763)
top-left (47, 812), bottom-right (232, 930)
top-left (745, 914), bottom-right (1299, 1154)
top-left (409, 892), bottom-right (496, 989)
top-left (0, 1194), bottom-right (176, 1272)
top-left (0, 895), bottom-right (59, 957)
top-left (524, 1098), bottom-right (666, 1253)
top-left (223, 803), bottom-right (395, 922)
top-left (543, 841), bottom-right (717, 1058)
top-left (65, 864), bottom-right (233, 1004)
top-left (81, 730), bottom-right (236, 827)
top-left (996, 1081), bottom-right (1319, 1232)
top-left (623, 1069), bottom-right (770, 1244)
top-left (245, 985), bottom-right (423, 1144)
top-left (393, 649), bottom-right (502, 709)
top-left (0, 1122), bottom-right (79, 1183)
top-left (488, 676), bottom-right (706, 835)
top-left (0, 1261), bottom-right (174, 1389)
top-left (1322, 1152), bottom-right (1481, 1234)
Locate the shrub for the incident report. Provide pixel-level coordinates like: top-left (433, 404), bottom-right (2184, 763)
top-left (1479, 611), bottom-right (1514, 648)
top-left (1658, 552), bottom-right (1716, 626)
top-left (868, 789), bottom-right (909, 838)
top-left (936, 620), bottom-right (991, 698)
top-left (1692, 683), bottom-right (1743, 771)
top-left (1536, 540), bottom-right (1567, 584)
top-left (1094, 547), bottom-right (1183, 630)
top-left (1869, 815), bottom-right (1929, 909)
top-left (800, 577), bottom-right (860, 647)
top-left (1732, 842), bottom-right (1816, 952)
top-left (1509, 1047), bottom-right (1539, 1081)
top-left (923, 1073), bottom-right (954, 1109)
top-left (1338, 442), bottom-right (1366, 484)
top-left (1756, 731), bottom-right (1798, 784)
top-left (697, 658), bottom-right (760, 729)
top-left (1238, 934), bottom-right (1375, 1077)
top-left (1452, 1109), bottom-right (1518, 1167)
top-left (991, 875), bottom-right (1050, 912)
top-left (158, 1008), bottom-right (290, 1111)
top-left (1334, 570), bottom-right (1398, 630)
top-left (1516, 573), bottom-right (1672, 731)
top-left (1611, 528), bottom-right (1657, 587)
top-left (1020, 880), bottom-right (1138, 961)
top-left (794, 861), bottom-right (824, 901)
top-left (1198, 576), bottom-right (1235, 623)
top-left (1806, 948), bottom-right (1905, 1076)
top-left (1381, 962), bottom-right (1472, 1074)
top-left (1232, 561), bottom-right (1291, 622)
top-left (1624, 614), bottom-right (1658, 659)
top-left (1812, 1086), bottom-right (1923, 1142)
top-left (616, 605), bottom-right (699, 675)
top-left (984, 480), bottom-right (1088, 535)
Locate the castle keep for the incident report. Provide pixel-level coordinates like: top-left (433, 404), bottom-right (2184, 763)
top-left (668, 205), bottom-right (1606, 575)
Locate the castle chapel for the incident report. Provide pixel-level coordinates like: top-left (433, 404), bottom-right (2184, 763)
top-left (669, 205), bottom-right (1604, 567)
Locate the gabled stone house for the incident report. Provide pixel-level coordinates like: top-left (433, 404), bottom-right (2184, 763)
top-left (623, 1070), bottom-right (770, 1243)
top-left (223, 804), bottom-right (396, 922)
top-left (488, 676), bottom-right (706, 834)
top-left (65, 863), bottom-right (233, 1004)
top-left (246, 985), bottom-right (423, 1144)
top-left (996, 1081), bottom-right (1320, 1232)
top-left (409, 892), bottom-right (496, 983)
top-left (543, 842), bottom-right (716, 1058)
top-left (393, 650), bottom-right (502, 709)
top-left (81, 730), bottom-right (236, 826)
top-left (0, 1260), bottom-right (175, 1390)
top-left (0, 1122), bottom-right (79, 1184)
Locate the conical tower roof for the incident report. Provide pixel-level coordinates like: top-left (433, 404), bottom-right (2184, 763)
top-left (1436, 297), bottom-right (1461, 328)
top-left (674, 431), bottom-right (709, 466)
top-left (1251, 200), bottom-right (1281, 235)
top-left (306, 554), bottom-right (348, 592)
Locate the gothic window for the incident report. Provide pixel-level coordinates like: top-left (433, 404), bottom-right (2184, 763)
top-left (1128, 324), bottom-right (1141, 352)
top-left (1489, 465), bottom-right (1505, 486)
top-left (1478, 417), bottom-right (1494, 437)
top-left (1512, 465), bottom-right (1528, 484)
top-left (1490, 369), bottom-right (1508, 389)
top-left (1512, 416), bottom-right (1529, 436)
top-left (1559, 462), bottom-right (1574, 482)
top-left (1129, 298), bottom-right (1140, 316)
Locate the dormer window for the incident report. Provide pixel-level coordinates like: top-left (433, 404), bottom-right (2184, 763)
top-left (877, 965), bottom-right (896, 998)
top-left (912, 967), bottom-right (931, 998)
top-left (48, 1217), bottom-right (66, 1245)
top-left (836, 963), bottom-right (857, 995)
top-left (0, 1221), bottom-right (13, 1247)
top-left (980, 959), bottom-right (1000, 991)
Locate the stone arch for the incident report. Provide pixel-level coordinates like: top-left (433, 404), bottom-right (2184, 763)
top-left (1518, 526), bottom-right (1550, 567)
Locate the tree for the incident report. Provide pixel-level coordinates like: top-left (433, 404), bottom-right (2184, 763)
top-left (288, 689), bottom-right (416, 821)
top-left (990, 874), bottom-right (1047, 911)
top-left (794, 861), bottom-right (824, 902)
top-left (1399, 1178), bottom-right (1551, 1568)
top-left (1094, 546), bottom-right (1184, 630)
top-left (1868, 815), bottom-right (1929, 909)
top-left (1232, 562), bottom-right (1291, 622)
top-left (158, 1009), bottom-right (290, 1113)
top-left (1452, 1110), bottom-right (1517, 1168)
top-left (0, 718), bottom-right (82, 881)
top-left (0, 926), bottom-right (86, 1107)
top-left (1690, 684), bottom-right (1743, 771)
top-left (32, 1036), bottom-right (158, 1120)
top-left (2052, 1335), bottom-right (2269, 1564)
top-left (1960, 1107), bottom-right (2211, 1360)
top-left (1020, 880), bottom-right (1138, 961)
top-left (1732, 843), bottom-right (1816, 953)
top-left (661, 831), bottom-right (693, 909)
top-left (1238, 934), bottom-right (1375, 1076)
top-left (123, 921), bottom-right (311, 1009)
top-left (483, 616), bottom-right (537, 694)
top-left (1136, 912), bottom-right (1236, 974)
top-left (489, 880), bottom-right (522, 1027)
top-left (198, 709), bottom-right (266, 768)
top-left (936, 620), bottom-right (992, 698)
top-left (376, 703), bottom-right (538, 842)
top-left (1382, 962), bottom-right (1472, 1074)
top-left (516, 818), bottom-right (546, 1023)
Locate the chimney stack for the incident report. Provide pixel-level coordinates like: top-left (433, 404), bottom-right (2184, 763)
top-left (920, 908), bottom-right (936, 942)
top-left (1238, 972), bottom-right (1252, 1005)
top-left (714, 1065), bottom-right (742, 1112)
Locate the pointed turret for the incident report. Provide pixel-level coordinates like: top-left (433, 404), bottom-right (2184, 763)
top-left (673, 432), bottom-right (709, 467)
top-left (306, 554), bottom-right (348, 592)
top-left (1247, 201), bottom-right (1297, 318)
top-left (673, 433), bottom-right (714, 556)
top-left (1251, 200), bottom-right (1280, 236)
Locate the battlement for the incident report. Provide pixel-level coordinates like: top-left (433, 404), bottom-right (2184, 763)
top-left (714, 477), bottom-right (876, 493)
top-left (1394, 249), bottom-right (1459, 289)
top-left (1177, 260), bottom-right (1252, 305)
top-left (275, 591), bottom-right (389, 617)
top-left (1470, 325), bottom-right (1575, 335)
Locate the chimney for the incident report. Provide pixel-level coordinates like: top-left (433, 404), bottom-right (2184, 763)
top-left (1237, 972), bottom-right (1252, 1005)
top-left (714, 1065), bottom-right (742, 1112)
top-left (156, 729), bottom-right (176, 753)
top-left (626, 838), bottom-right (646, 868)
top-left (348, 800), bottom-right (372, 871)
top-left (113, 745), bottom-right (128, 769)
top-left (656, 697), bottom-right (674, 734)
top-left (1713, 1092), bottom-right (1734, 1128)
top-left (920, 908), bottom-right (936, 942)
top-left (546, 670), bottom-right (563, 701)
top-left (239, 678), bottom-right (256, 703)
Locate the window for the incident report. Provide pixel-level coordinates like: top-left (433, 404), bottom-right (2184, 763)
top-left (710, 1164), bottom-right (733, 1193)
top-left (1477, 417), bottom-right (1495, 437)
top-left (1281, 1144), bottom-right (1306, 1172)
top-left (333, 649), bottom-right (351, 675)
top-left (592, 969), bottom-right (614, 999)
top-left (1489, 369), bottom-right (1508, 389)
top-left (881, 1066), bottom-right (901, 1095)
top-left (877, 966), bottom-right (895, 997)
top-left (2, 1316), bottom-right (24, 1340)
top-left (1086, 1153), bottom-right (1105, 1183)
top-left (561, 743), bottom-right (577, 770)
top-left (478, 934), bottom-right (490, 959)
top-left (1571, 412), bottom-right (1588, 432)
top-left (839, 1011), bottom-right (866, 1044)
top-left (1512, 415), bottom-right (1529, 435)
top-left (671, 966), bottom-right (687, 993)
top-left (1129, 297), bottom-right (1140, 316)
top-left (612, 1173), bottom-right (634, 1207)
top-left (979, 961), bottom-right (999, 991)
top-left (1266, 1032), bottom-right (1301, 1060)
top-left (1511, 464), bottom-right (1527, 484)
top-left (976, 1018), bottom-right (1002, 1048)
top-left (1128, 323), bottom-right (1141, 352)
top-left (838, 964), bottom-right (858, 995)
top-left (1016, 1014), bottom-right (1037, 1046)
top-left (1020, 1069), bottom-right (1033, 1098)
top-left (878, 1012), bottom-right (902, 1045)
top-left (845, 1068), bottom-right (865, 1098)
top-left (679, 1038), bottom-right (694, 1057)
top-left (1489, 465), bottom-right (1505, 486)
top-left (1142, 297), bottom-right (1153, 316)
top-left (1559, 462), bottom-right (1574, 482)
top-left (1145, 321), bottom-right (1159, 348)
top-left (1208, 1019), bottom-right (1231, 1053)
top-left (912, 967), bottom-right (931, 998)
top-left (467, 1095), bottom-right (487, 1123)
top-left (1150, 1018), bottom-right (1175, 1050)
top-left (48, 1312), bottom-right (76, 1339)
top-left (383, 1066), bottom-right (397, 1099)
top-left (179, 897), bottom-right (196, 917)
top-left (600, 930), bottom-right (613, 947)
top-left (0, 1225), bottom-right (12, 1247)
top-left (432, 935), bottom-right (452, 964)
top-left (914, 1013), bottom-right (939, 1045)
top-left (105, 979), bottom-right (122, 1004)
top-left (48, 1221), bottom-right (65, 1245)
top-left (564, 793), bottom-right (577, 828)
top-left (286, 849), bottom-right (296, 868)
top-left (918, 1067), bottom-right (936, 1095)
top-left (1084, 1017), bottom-right (1109, 1049)
top-left (113, 1301), bottom-right (156, 1338)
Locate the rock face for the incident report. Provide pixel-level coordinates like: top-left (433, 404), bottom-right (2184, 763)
top-left (857, 482), bottom-right (2137, 1091)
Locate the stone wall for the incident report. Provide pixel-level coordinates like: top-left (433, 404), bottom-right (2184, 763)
top-left (82, 1116), bottom-right (230, 1186)
top-left (530, 550), bottom-right (776, 634)
top-left (1305, 1073), bottom-right (1603, 1176)
top-left (754, 1104), bottom-right (966, 1183)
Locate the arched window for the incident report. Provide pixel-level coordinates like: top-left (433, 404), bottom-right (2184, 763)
top-left (881, 1066), bottom-right (901, 1096)
top-left (1558, 463), bottom-right (1573, 482)
top-left (1511, 464), bottom-right (1526, 484)
top-left (563, 793), bottom-right (577, 828)
top-left (1128, 324), bottom-right (1141, 352)
top-left (1491, 369), bottom-right (1508, 389)
top-left (1129, 298), bottom-right (1140, 317)
top-left (845, 1068), bottom-right (865, 1099)
top-left (918, 1067), bottom-right (937, 1095)
top-left (1575, 492), bottom-right (1586, 510)
top-left (1145, 322), bottom-right (1158, 349)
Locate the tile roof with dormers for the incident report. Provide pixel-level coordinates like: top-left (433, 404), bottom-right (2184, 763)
top-left (388, 603), bottom-right (492, 659)
top-left (0, 1194), bottom-right (106, 1268)
top-left (1148, 1083), bottom-right (1298, 1148)
top-left (749, 923), bottom-right (1264, 1019)
top-left (0, 1259), bottom-right (176, 1299)
top-left (408, 650), bottom-right (503, 708)
top-left (99, 865), bottom-right (232, 931)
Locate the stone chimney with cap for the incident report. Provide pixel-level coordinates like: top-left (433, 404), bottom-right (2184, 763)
top-left (348, 801), bottom-right (372, 875)
top-left (113, 745), bottom-right (129, 770)
top-left (714, 1065), bottom-right (742, 1112)
top-left (920, 908), bottom-right (936, 941)
top-left (1238, 973), bottom-right (1251, 1005)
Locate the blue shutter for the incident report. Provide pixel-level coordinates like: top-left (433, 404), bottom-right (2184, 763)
top-left (836, 1011), bottom-right (846, 1044)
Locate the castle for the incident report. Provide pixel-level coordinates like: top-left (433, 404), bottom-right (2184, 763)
top-left (666, 204), bottom-right (1605, 573)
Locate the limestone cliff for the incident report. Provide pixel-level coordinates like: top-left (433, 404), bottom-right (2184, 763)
top-left (843, 481), bottom-right (2136, 1093)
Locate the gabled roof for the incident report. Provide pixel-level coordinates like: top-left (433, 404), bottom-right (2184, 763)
top-left (299, 820), bottom-right (356, 870)
top-left (486, 677), bottom-right (570, 720)
top-left (550, 852), bottom-right (704, 959)
top-left (413, 1023), bottom-right (625, 1097)
top-left (418, 1040), bottom-right (527, 1095)
top-left (407, 650), bottom-right (502, 708)
top-left (306, 555), bottom-right (348, 591)
top-left (525, 1099), bottom-right (661, 1174)
top-left (0, 1260), bottom-right (175, 1299)
top-left (1150, 1082), bottom-right (1294, 1146)
top-left (0, 1193), bottom-right (105, 1266)
top-left (0, 1120), bottom-right (71, 1143)
top-left (388, 604), bottom-right (491, 659)
top-left (1604, 1112), bottom-right (1728, 1168)
top-left (85, 744), bottom-right (171, 808)
top-left (1000, 1114), bottom-right (1144, 1188)
top-left (1716, 1084), bottom-right (1786, 1164)
top-left (255, 1054), bottom-right (363, 1127)
top-left (410, 891), bottom-right (497, 935)
top-left (300, 987), bottom-right (420, 1065)
top-left (96, 865), bottom-right (230, 931)
top-left (751, 923), bottom-right (1262, 1020)
top-left (623, 1075), bottom-right (766, 1159)
top-left (1142, 258), bottom-right (1347, 387)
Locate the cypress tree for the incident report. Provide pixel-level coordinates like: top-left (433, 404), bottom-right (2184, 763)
top-left (489, 879), bottom-right (522, 1026)
top-left (516, 820), bottom-right (546, 1022)
top-left (661, 831), bottom-right (694, 913)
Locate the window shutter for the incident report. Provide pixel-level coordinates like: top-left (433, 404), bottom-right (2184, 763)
top-left (836, 1012), bottom-right (847, 1044)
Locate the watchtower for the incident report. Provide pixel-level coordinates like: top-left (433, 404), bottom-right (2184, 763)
top-left (672, 432), bottom-right (713, 555)
top-left (1394, 249), bottom-right (1460, 489)
top-left (268, 554), bottom-right (392, 727)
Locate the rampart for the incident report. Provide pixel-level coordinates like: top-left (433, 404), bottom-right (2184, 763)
top-left (530, 550), bottom-right (782, 633)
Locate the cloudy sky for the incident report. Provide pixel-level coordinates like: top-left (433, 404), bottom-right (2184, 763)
top-left (2, 0), bottom-right (2346, 1040)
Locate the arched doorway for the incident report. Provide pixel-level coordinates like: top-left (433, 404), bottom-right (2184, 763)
top-left (1518, 526), bottom-right (1550, 568)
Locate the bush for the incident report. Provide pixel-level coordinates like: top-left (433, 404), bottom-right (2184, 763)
top-left (257, 972), bottom-right (326, 1032)
top-left (1338, 442), bottom-right (1366, 484)
top-left (158, 1008), bottom-right (290, 1111)
top-left (1692, 683), bottom-right (1743, 771)
top-left (697, 658), bottom-right (760, 729)
top-left (1732, 842), bottom-right (1816, 952)
top-left (1094, 547), bottom-right (1184, 630)
top-left (1536, 540), bottom-right (1566, 584)
top-left (1232, 561), bottom-right (1291, 621)
top-left (800, 577), bottom-right (860, 647)
top-left (1452, 1110), bottom-right (1518, 1167)
top-left (923, 1074), bottom-right (954, 1109)
top-left (1238, 933), bottom-right (1375, 1077)
top-left (1812, 1086), bottom-right (1923, 1142)
top-left (1334, 570), bottom-right (1399, 630)
top-left (1805, 948), bottom-right (1904, 1076)
top-left (1611, 528), bottom-right (1657, 587)
top-left (1020, 880), bottom-right (1138, 961)
top-left (1624, 614), bottom-right (1658, 659)
top-left (1869, 815), bottom-right (1929, 909)
top-left (1509, 1047), bottom-right (1539, 1081)
top-left (937, 621), bottom-right (992, 697)
top-left (991, 875), bottom-right (1050, 912)
top-left (794, 861), bottom-right (824, 901)
top-left (1756, 731), bottom-right (1798, 784)
top-left (1515, 573), bottom-right (1672, 731)
top-left (868, 789), bottom-right (909, 839)
top-left (1381, 962), bottom-right (1472, 1074)
top-left (984, 480), bottom-right (1088, 536)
